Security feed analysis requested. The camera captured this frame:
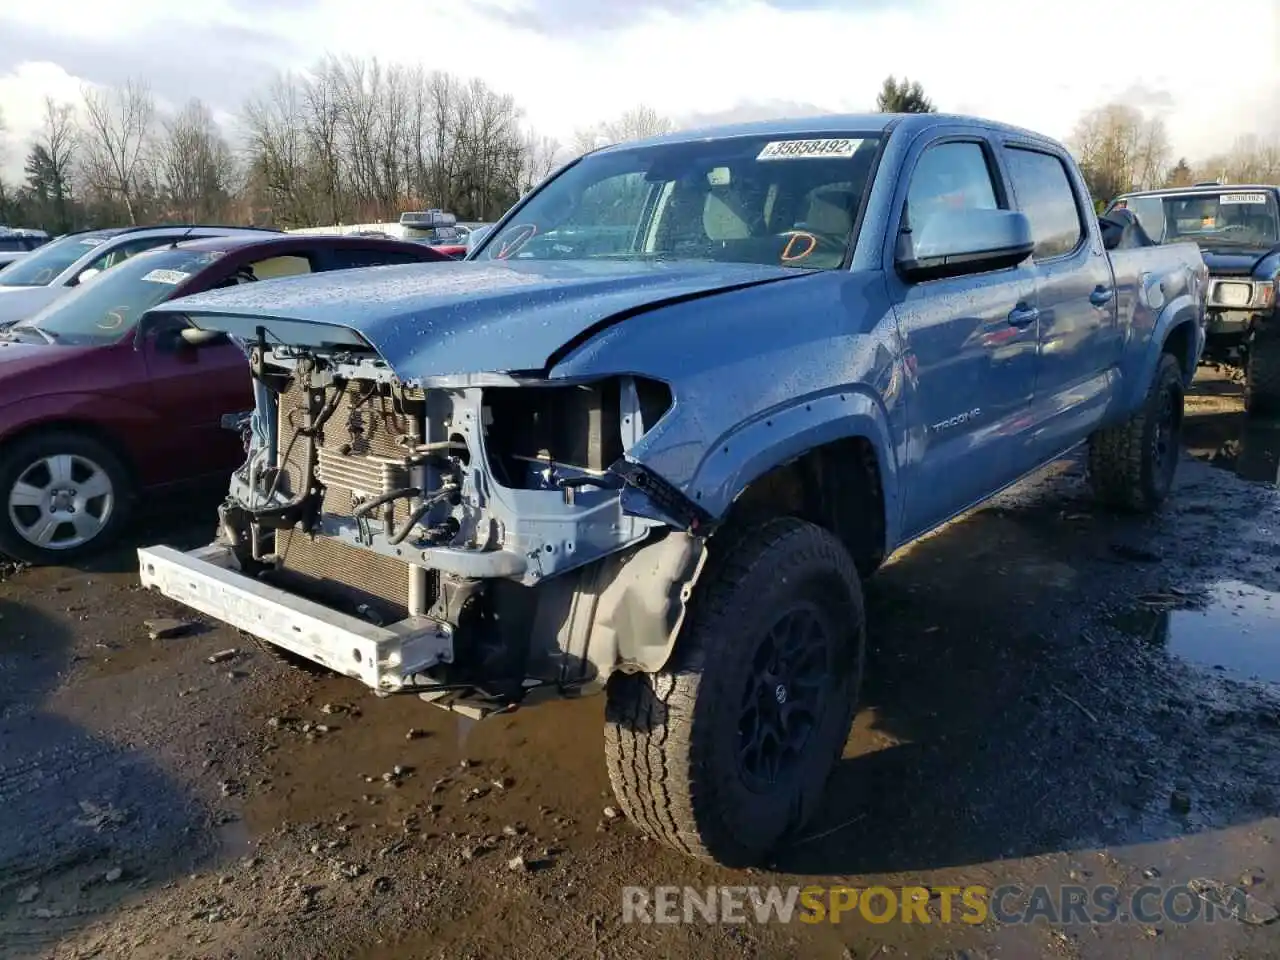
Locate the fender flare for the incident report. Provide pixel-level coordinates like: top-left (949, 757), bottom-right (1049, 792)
top-left (1127, 290), bottom-right (1202, 408)
top-left (680, 386), bottom-right (901, 549)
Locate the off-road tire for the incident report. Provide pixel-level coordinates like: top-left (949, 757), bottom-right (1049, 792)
top-left (1245, 334), bottom-right (1280, 417)
top-left (0, 430), bottom-right (133, 565)
top-left (603, 517), bottom-right (865, 866)
top-left (1087, 352), bottom-right (1184, 513)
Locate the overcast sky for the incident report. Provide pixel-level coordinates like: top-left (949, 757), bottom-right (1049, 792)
top-left (1, 0), bottom-right (1277, 181)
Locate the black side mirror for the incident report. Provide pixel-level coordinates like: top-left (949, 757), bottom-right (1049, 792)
top-left (180, 327), bottom-right (229, 348)
top-left (896, 208), bottom-right (1036, 282)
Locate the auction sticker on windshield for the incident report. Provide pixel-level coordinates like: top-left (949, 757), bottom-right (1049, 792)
top-left (757, 139), bottom-right (862, 161)
top-left (1220, 193), bottom-right (1269, 204)
top-left (141, 269), bottom-right (191, 285)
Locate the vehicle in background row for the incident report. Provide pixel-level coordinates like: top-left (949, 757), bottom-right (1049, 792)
top-left (400, 210), bottom-right (468, 258)
top-left (0, 228), bottom-right (51, 270)
top-left (0, 233), bottom-right (450, 564)
top-left (1105, 184), bottom-right (1280, 414)
top-left (137, 113), bottom-right (1206, 867)
top-left (0, 225), bottom-right (283, 329)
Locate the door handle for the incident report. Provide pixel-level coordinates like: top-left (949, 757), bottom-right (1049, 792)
top-left (1007, 304), bottom-right (1040, 328)
top-left (1090, 285), bottom-right (1115, 307)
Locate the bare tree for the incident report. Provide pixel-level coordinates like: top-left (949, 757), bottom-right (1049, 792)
top-left (1068, 102), bottom-right (1170, 202)
top-left (451, 78), bottom-right (526, 218)
top-left (518, 132), bottom-right (561, 194)
top-left (240, 58), bottom-right (533, 225)
top-left (78, 78), bottom-right (156, 224)
top-left (0, 105), bottom-right (10, 220)
top-left (24, 98), bottom-right (78, 232)
top-left (1197, 135), bottom-right (1280, 184)
top-left (159, 99), bottom-right (237, 221)
top-left (242, 73), bottom-right (322, 226)
top-left (572, 105), bottom-right (673, 155)
top-left (300, 58), bottom-right (347, 223)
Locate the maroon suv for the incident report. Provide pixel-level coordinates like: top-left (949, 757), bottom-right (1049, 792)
top-left (0, 233), bottom-right (449, 564)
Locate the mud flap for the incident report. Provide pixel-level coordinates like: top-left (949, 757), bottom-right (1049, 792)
top-left (528, 530), bottom-right (708, 689)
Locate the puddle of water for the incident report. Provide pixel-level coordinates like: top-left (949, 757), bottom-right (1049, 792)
top-left (1115, 580), bottom-right (1280, 682)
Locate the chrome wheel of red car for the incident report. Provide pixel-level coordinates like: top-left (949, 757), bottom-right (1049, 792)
top-left (8, 453), bottom-right (116, 550)
top-left (0, 431), bottom-right (132, 565)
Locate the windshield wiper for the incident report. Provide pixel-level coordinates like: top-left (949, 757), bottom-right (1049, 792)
top-left (9, 324), bottom-right (57, 344)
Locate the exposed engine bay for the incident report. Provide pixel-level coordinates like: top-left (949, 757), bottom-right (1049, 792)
top-left (206, 338), bottom-right (705, 717)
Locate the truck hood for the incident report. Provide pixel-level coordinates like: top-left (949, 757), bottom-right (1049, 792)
top-left (1200, 245), bottom-right (1279, 277)
top-left (147, 259), bottom-right (809, 377)
top-left (0, 286), bottom-right (65, 329)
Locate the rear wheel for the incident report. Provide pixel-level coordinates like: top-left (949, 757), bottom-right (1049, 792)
top-left (603, 517), bottom-right (865, 866)
top-left (1087, 352), bottom-right (1184, 513)
top-left (1245, 334), bottom-right (1280, 417)
top-left (0, 431), bottom-right (133, 564)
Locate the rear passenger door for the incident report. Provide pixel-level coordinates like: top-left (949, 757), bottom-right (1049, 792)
top-left (1001, 144), bottom-right (1120, 457)
top-left (889, 132), bottom-right (1042, 537)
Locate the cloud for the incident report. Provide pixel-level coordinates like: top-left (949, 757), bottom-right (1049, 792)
top-left (0, 18), bottom-right (291, 118)
top-left (471, 0), bottom-right (920, 35)
top-left (1114, 82), bottom-right (1177, 114)
top-left (1, 0), bottom-right (1276, 184)
top-left (678, 99), bottom-right (842, 132)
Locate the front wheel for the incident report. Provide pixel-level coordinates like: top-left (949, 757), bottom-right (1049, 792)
top-left (1087, 351), bottom-right (1184, 513)
top-left (0, 431), bottom-right (133, 565)
top-left (1245, 334), bottom-right (1280, 417)
top-left (603, 517), bottom-right (865, 866)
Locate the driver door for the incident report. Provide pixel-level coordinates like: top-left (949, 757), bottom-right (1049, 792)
top-left (140, 251), bottom-right (317, 480)
top-left (140, 316), bottom-right (253, 483)
top-left (889, 134), bottom-right (1042, 537)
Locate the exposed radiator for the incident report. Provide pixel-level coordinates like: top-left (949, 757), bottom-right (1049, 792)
top-left (271, 380), bottom-right (428, 619)
top-left (274, 528), bottom-right (412, 619)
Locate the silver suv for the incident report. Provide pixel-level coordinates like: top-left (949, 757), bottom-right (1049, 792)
top-left (0, 224), bottom-right (281, 329)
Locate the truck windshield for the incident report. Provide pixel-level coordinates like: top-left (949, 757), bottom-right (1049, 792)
top-left (1117, 191), bottom-right (1279, 248)
top-left (475, 133), bottom-right (884, 270)
top-left (16, 247), bottom-right (223, 346)
top-left (0, 232), bottom-right (113, 287)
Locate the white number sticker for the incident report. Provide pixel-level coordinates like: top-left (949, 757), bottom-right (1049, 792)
top-left (1220, 192), bottom-right (1268, 204)
top-left (757, 138), bottom-right (862, 161)
top-left (141, 268), bottom-right (190, 284)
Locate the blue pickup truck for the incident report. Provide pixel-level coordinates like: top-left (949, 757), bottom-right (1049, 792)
top-left (1105, 183), bottom-right (1279, 414)
top-left (137, 113), bottom-right (1206, 866)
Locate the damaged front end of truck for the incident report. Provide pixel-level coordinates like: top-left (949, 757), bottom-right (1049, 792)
top-left (135, 261), bottom-right (803, 717)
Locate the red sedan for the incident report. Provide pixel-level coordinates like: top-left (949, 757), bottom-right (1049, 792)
top-left (0, 233), bottom-right (449, 564)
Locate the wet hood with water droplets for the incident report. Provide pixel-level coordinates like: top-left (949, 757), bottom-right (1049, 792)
top-left (146, 258), bottom-right (808, 376)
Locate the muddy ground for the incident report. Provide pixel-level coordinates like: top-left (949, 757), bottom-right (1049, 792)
top-left (2, 368), bottom-right (1280, 960)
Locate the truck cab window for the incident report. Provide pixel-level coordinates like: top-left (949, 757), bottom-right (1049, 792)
top-left (903, 141), bottom-right (1000, 247)
top-left (1004, 148), bottom-right (1084, 259)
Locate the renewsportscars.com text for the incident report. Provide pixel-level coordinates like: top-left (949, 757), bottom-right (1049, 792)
top-left (622, 884), bottom-right (1254, 925)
